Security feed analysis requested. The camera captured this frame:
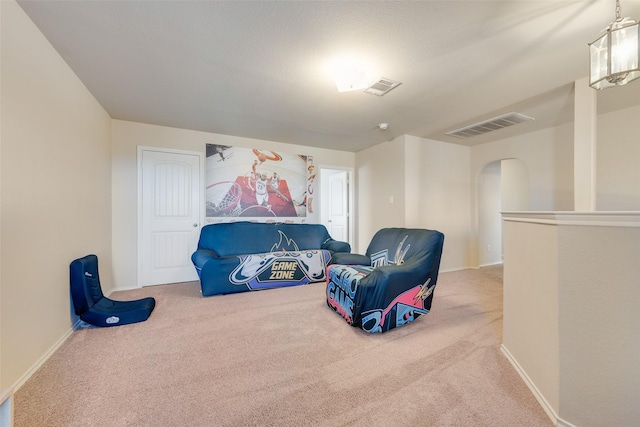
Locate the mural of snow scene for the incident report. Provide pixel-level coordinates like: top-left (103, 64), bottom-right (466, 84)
top-left (205, 144), bottom-right (315, 223)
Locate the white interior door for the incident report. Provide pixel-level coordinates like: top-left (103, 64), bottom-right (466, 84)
top-left (327, 171), bottom-right (348, 242)
top-left (139, 149), bottom-right (201, 286)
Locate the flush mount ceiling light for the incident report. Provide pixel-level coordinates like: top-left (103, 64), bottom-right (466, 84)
top-left (589, 0), bottom-right (640, 90)
top-left (330, 57), bottom-right (377, 92)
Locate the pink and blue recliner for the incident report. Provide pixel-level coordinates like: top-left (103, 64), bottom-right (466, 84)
top-left (326, 228), bottom-right (444, 333)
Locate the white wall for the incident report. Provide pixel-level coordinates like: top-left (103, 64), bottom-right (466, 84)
top-left (469, 122), bottom-right (574, 266)
top-left (478, 161), bottom-right (502, 266)
top-left (501, 158), bottom-right (529, 211)
top-left (502, 217), bottom-right (560, 421)
top-left (471, 122), bottom-right (575, 212)
top-left (470, 102), bottom-right (640, 267)
top-left (354, 136), bottom-right (406, 253)
top-left (111, 120), bottom-right (355, 288)
top-left (476, 158), bottom-right (530, 267)
top-left (405, 136), bottom-right (471, 271)
top-left (557, 223), bottom-right (640, 426)
top-left (596, 104), bottom-right (640, 210)
top-left (470, 102), bottom-right (640, 216)
top-left (502, 212), bottom-right (640, 427)
top-left (1, 0), bottom-right (112, 390)
top-left (356, 135), bottom-right (470, 271)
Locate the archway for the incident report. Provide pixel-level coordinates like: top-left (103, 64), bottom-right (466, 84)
top-left (477, 159), bottom-right (529, 266)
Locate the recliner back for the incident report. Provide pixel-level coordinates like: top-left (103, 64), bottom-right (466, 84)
top-left (365, 228), bottom-right (444, 269)
top-left (70, 254), bottom-right (105, 315)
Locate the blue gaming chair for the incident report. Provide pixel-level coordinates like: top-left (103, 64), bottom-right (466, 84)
top-left (70, 254), bottom-right (155, 327)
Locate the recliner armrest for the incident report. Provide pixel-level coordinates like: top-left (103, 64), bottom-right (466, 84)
top-left (322, 239), bottom-right (351, 254)
top-left (330, 252), bottom-right (370, 265)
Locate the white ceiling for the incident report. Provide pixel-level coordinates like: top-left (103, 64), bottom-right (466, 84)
top-left (16, 0), bottom-right (640, 152)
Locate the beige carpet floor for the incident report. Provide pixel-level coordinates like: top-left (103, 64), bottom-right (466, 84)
top-left (14, 265), bottom-right (552, 426)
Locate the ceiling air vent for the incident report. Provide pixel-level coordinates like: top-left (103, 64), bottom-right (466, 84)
top-left (446, 112), bottom-right (535, 138)
top-left (364, 78), bottom-right (401, 96)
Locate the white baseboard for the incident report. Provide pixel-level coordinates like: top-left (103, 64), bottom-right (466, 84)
top-left (12, 319), bottom-right (80, 393)
top-left (557, 418), bottom-right (577, 427)
top-left (440, 263), bottom-right (503, 273)
top-left (479, 261), bottom-right (503, 268)
top-left (500, 344), bottom-right (559, 427)
top-left (107, 285), bottom-right (140, 293)
top-left (440, 266), bottom-right (471, 273)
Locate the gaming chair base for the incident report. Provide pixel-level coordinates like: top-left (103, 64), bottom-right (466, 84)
top-left (80, 296), bottom-right (156, 327)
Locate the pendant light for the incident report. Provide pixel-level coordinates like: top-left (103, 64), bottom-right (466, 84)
top-left (589, 0), bottom-right (640, 90)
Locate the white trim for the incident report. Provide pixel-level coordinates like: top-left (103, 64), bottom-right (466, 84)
top-left (502, 211), bottom-right (640, 227)
top-left (479, 261), bottom-right (503, 268)
top-left (440, 263), bottom-right (505, 273)
top-left (439, 266), bottom-right (472, 273)
top-left (108, 285), bottom-right (141, 293)
top-left (557, 418), bottom-right (577, 427)
top-left (137, 146), bottom-right (144, 288)
top-left (425, 265), bottom-right (502, 274)
top-left (500, 344), bottom-right (559, 427)
top-left (137, 146), bottom-right (205, 288)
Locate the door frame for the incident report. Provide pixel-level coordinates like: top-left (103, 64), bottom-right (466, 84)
top-left (137, 146), bottom-right (205, 287)
top-left (319, 165), bottom-right (355, 249)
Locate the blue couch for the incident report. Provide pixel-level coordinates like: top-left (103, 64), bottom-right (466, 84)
top-left (192, 222), bottom-right (351, 296)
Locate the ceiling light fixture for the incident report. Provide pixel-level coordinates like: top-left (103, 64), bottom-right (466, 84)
top-left (378, 122), bottom-right (389, 130)
top-left (330, 57), bottom-right (377, 93)
top-left (589, 0), bottom-right (640, 90)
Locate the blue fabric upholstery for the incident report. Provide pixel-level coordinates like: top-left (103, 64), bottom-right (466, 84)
top-left (70, 255), bottom-right (155, 327)
top-left (327, 228), bottom-right (444, 333)
top-left (192, 222), bottom-right (351, 296)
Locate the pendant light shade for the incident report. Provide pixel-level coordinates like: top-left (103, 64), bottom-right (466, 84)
top-left (589, 0), bottom-right (640, 90)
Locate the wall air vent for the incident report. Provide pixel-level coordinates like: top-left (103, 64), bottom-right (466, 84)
top-left (446, 112), bottom-right (535, 138)
top-left (364, 78), bottom-right (401, 96)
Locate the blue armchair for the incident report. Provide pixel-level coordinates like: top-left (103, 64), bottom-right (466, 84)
top-left (326, 228), bottom-right (444, 333)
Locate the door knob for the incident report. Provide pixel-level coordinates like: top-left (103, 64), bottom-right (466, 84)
top-left (193, 223), bottom-right (198, 227)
